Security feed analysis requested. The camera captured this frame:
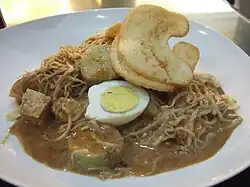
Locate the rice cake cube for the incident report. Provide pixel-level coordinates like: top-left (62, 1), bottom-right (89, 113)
top-left (68, 126), bottom-right (124, 171)
top-left (20, 89), bottom-right (51, 119)
top-left (77, 44), bottom-right (118, 84)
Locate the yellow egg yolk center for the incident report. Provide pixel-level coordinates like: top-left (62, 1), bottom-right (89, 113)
top-left (101, 86), bottom-right (138, 113)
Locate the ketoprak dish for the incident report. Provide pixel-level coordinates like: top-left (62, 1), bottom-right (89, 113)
top-left (5, 5), bottom-right (242, 180)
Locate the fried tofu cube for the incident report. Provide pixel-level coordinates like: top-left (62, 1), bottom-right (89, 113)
top-left (20, 89), bottom-right (51, 119)
top-left (52, 97), bottom-right (85, 122)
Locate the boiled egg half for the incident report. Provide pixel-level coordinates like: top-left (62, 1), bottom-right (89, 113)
top-left (85, 80), bottom-right (149, 126)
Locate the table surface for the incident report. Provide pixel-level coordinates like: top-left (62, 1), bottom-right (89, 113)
top-left (1, 0), bottom-right (250, 186)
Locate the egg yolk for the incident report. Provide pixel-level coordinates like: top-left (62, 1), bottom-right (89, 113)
top-left (101, 86), bottom-right (138, 113)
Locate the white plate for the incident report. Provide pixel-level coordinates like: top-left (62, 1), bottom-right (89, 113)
top-left (0, 8), bottom-right (250, 187)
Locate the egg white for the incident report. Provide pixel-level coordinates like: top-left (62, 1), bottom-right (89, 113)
top-left (85, 80), bottom-right (149, 126)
